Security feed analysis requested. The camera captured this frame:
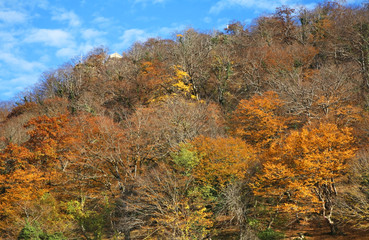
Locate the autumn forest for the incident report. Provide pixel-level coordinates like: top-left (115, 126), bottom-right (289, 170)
top-left (1, 2), bottom-right (369, 239)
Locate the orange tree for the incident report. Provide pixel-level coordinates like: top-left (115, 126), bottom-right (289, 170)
top-left (230, 91), bottom-right (288, 149)
top-left (0, 144), bottom-right (45, 238)
top-left (253, 123), bottom-right (356, 233)
top-left (60, 114), bottom-right (131, 239)
top-left (24, 114), bottom-right (81, 171)
top-left (0, 114), bottom-right (82, 238)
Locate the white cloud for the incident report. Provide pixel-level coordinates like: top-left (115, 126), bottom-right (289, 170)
top-left (115, 28), bottom-right (152, 50)
top-left (78, 44), bottom-right (95, 54)
top-left (56, 47), bottom-right (77, 58)
top-left (289, 2), bottom-right (317, 11)
top-left (346, 0), bottom-right (366, 4)
top-left (112, 24), bottom-right (186, 52)
top-left (40, 54), bottom-right (50, 63)
top-left (0, 52), bottom-right (45, 72)
top-left (209, 0), bottom-right (326, 14)
top-left (93, 16), bottom-right (110, 24)
top-left (25, 29), bottom-right (75, 48)
top-left (0, 31), bottom-right (18, 50)
top-left (157, 24), bottom-right (186, 36)
top-left (0, 88), bottom-right (16, 100)
top-left (36, 0), bottom-right (49, 9)
top-left (0, 73), bottom-right (41, 101)
top-left (0, 0), bottom-right (49, 11)
top-left (134, 0), bottom-right (166, 4)
top-left (55, 43), bottom-right (97, 59)
top-left (0, 50), bottom-right (46, 101)
top-left (210, 0), bottom-right (292, 14)
top-left (0, 10), bottom-right (27, 24)
top-left (52, 9), bottom-right (81, 27)
top-left (92, 16), bottom-right (113, 29)
top-left (82, 29), bottom-right (106, 40)
top-left (9, 74), bottom-right (40, 87)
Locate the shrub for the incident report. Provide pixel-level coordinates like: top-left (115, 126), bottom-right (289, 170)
top-left (257, 228), bottom-right (285, 240)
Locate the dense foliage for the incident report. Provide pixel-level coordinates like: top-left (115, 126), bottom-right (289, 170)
top-left (1, 2), bottom-right (369, 239)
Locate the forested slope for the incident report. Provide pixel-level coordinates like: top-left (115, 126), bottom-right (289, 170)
top-left (1, 2), bottom-right (369, 239)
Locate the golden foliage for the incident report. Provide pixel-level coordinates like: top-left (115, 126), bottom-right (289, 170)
top-left (254, 123), bottom-right (356, 215)
top-left (231, 91), bottom-right (287, 149)
top-left (0, 144), bottom-right (46, 236)
top-left (190, 136), bottom-right (256, 188)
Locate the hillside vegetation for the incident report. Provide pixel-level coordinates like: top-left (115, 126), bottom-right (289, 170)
top-left (1, 2), bottom-right (369, 239)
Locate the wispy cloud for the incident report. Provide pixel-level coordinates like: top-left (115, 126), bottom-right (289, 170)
top-left (157, 24), bottom-right (186, 36)
top-left (25, 29), bottom-right (75, 48)
top-left (134, 0), bottom-right (167, 4)
top-left (0, 0), bottom-right (110, 101)
top-left (210, 0), bottom-right (324, 14)
top-left (55, 43), bottom-right (104, 59)
top-left (56, 47), bottom-right (78, 58)
top-left (0, 0), bottom-right (49, 11)
top-left (115, 28), bottom-right (152, 50)
top-left (113, 24), bottom-right (186, 52)
top-left (0, 31), bottom-right (18, 50)
top-left (0, 73), bottom-right (41, 100)
top-left (52, 9), bottom-right (81, 27)
top-left (0, 50), bottom-right (46, 101)
top-left (0, 52), bottom-right (45, 72)
top-left (82, 29), bottom-right (106, 40)
top-left (346, 0), bottom-right (367, 4)
top-left (92, 16), bottom-right (113, 29)
top-left (210, 0), bottom-right (283, 14)
top-left (0, 10), bottom-right (27, 24)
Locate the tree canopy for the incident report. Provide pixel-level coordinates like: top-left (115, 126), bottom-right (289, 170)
top-left (1, 2), bottom-right (369, 239)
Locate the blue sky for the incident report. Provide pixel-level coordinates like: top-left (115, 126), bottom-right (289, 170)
top-left (0, 0), bottom-right (365, 102)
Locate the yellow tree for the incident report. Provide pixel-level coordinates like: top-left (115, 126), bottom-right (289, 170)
top-left (231, 91), bottom-right (288, 149)
top-left (170, 136), bottom-right (257, 239)
top-left (127, 164), bottom-right (213, 240)
top-left (131, 136), bottom-right (256, 239)
top-left (189, 136), bottom-right (256, 188)
top-left (254, 123), bottom-right (356, 234)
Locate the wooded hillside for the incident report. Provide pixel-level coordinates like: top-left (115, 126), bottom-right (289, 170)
top-left (1, 2), bottom-right (369, 239)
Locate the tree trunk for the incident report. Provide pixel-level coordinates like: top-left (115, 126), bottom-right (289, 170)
top-left (240, 224), bottom-right (259, 240)
top-left (124, 229), bottom-right (131, 240)
top-left (325, 214), bottom-right (338, 235)
top-left (328, 221), bottom-right (338, 235)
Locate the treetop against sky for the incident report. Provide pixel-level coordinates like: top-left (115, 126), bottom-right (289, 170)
top-left (0, 0), bottom-right (365, 102)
